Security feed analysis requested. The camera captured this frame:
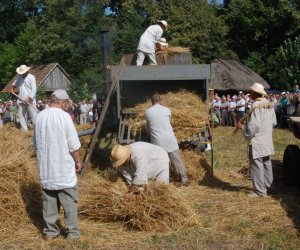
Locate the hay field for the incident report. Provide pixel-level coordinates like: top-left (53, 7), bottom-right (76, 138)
top-left (0, 124), bottom-right (300, 249)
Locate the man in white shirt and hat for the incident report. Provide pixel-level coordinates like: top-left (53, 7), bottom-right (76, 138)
top-left (111, 142), bottom-right (170, 194)
top-left (34, 89), bottom-right (82, 240)
top-left (144, 94), bottom-right (189, 185)
top-left (10, 64), bottom-right (38, 131)
top-left (136, 20), bottom-right (168, 66)
top-left (237, 83), bottom-right (277, 198)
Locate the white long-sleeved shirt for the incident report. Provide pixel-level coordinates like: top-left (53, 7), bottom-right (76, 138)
top-left (243, 98), bottom-right (277, 159)
top-left (145, 104), bottom-right (179, 152)
top-left (118, 142), bottom-right (169, 185)
top-left (13, 73), bottom-right (36, 104)
top-left (34, 107), bottom-right (81, 190)
top-left (137, 24), bottom-right (163, 54)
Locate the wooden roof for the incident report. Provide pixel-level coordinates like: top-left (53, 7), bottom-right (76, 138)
top-left (1, 63), bottom-right (71, 92)
top-left (210, 58), bottom-right (270, 91)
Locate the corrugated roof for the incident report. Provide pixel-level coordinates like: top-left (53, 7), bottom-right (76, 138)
top-left (1, 63), bottom-right (71, 92)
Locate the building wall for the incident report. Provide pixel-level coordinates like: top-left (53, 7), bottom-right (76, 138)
top-left (39, 67), bottom-right (71, 92)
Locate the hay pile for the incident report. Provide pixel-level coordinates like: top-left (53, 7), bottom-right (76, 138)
top-left (158, 46), bottom-right (191, 55)
top-left (0, 124), bottom-right (42, 240)
top-left (0, 124), bottom-right (200, 237)
top-left (79, 171), bottom-right (199, 231)
top-left (128, 90), bottom-right (208, 141)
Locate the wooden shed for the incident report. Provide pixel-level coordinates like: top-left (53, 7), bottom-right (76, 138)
top-left (1, 63), bottom-right (71, 93)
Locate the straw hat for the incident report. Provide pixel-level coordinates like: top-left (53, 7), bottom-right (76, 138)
top-left (158, 20), bottom-right (168, 30)
top-left (111, 144), bottom-right (131, 168)
top-left (250, 82), bottom-right (267, 95)
top-left (16, 65), bottom-right (31, 75)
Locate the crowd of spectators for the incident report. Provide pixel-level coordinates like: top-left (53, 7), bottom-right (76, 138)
top-left (0, 97), bottom-right (106, 128)
top-left (213, 84), bottom-right (300, 128)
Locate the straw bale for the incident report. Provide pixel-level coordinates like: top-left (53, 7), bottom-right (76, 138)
top-left (128, 90), bottom-right (208, 141)
top-left (158, 46), bottom-right (191, 55)
top-left (79, 171), bottom-right (199, 231)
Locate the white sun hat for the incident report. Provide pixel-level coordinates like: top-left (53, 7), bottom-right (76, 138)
top-left (250, 82), bottom-right (267, 95)
top-left (16, 65), bottom-right (31, 75)
top-left (158, 20), bottom-right (168, 30)
top-left (111, 144), bottom-right (131, 168)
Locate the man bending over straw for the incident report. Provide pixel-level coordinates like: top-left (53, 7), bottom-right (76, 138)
top-left (34, 89), bottom-right (82, 241)
top-left (111, 142), bottom-right (170, 195)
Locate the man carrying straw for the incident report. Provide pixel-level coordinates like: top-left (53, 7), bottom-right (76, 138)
top-left (236, 83), bottom-right (277, 198)
top-left (145, 94), bottom-right (189, 186)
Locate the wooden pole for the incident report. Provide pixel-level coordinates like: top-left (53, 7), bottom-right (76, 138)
top-left (80, 58), bottom-right (126, 176)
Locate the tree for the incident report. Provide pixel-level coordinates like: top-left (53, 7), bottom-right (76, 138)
top-left (225, 0), bottom-right (295, 60)
top-left (266, 36), bottom-right (300, 89)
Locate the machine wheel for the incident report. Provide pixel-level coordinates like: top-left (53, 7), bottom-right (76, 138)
top-left (283, 144), bottom-right (300, 186)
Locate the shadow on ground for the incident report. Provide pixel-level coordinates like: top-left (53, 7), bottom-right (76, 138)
top-left (271, 159), bottom-right (300, 233)
top-left (20, 182), bottom-right (44, 233)
top-left (198, 157), bottom-right (252, 192)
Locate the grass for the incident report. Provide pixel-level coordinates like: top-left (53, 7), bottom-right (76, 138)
top-left (1, 126), bottom-right (300, 249)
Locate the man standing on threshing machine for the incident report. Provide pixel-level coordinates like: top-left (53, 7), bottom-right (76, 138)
top-left (111, 142), bottom-right (170, 195)
top-left (10, 64), bottom-right (38, 131)
top-left (144, 94), bottom-right (189, 186)
top-left (236, 83), bottom-right (277, 198)
top-left (136, 20), bottom-right (168, 66)
top-left (34, 89), bottom-right (82, 240)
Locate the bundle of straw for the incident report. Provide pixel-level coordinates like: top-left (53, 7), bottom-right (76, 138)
top-left (157, 46), bottom-right (191, 56)
top-left (79, 172), bottom-right (199, 231)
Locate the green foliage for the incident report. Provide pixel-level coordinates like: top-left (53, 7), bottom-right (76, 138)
top-left (266, 36), bottom-right (300, 89)
top-left (225, 0), bottom-right (295, 60)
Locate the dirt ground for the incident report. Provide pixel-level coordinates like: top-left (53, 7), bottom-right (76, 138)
top-left (1, 126), bottom-right (300, 249)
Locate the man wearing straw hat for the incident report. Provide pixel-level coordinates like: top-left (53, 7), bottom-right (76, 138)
top-left (111, 142), bottom-right (170, 194)
top-left (136, 20), bottom-right (168, 66)
top-left (237, 83), bottom-right (277, 198)
top-left (34, 89), bottom-right (82, 240)
top-left (10, 64), bottom-right (38, 131)
top-left (144, 94), bottom-right (189, 186)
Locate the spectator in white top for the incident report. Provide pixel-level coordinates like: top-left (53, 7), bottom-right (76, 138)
top-left (111, 142), bottom-right (170, 194)
top-left (136, 20), bottom-right (168, 66)
top-left (79, 100), bottom-right (89, 124)
top-left (236, 92), bottom-right (246, 122)
top-left (34, 89), bottom-right (81, 240)
top-left (10, 65), bottom-right (38, 131)
top-left (228, 96), bottom-right (237, 127)
top-left (144, 94), bottom-right (189, 185)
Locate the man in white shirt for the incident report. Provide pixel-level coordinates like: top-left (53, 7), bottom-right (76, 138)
top-left (111, 142), bottom-right (170, 194)
top-left (237, 83), bottom-right (277, 197)
top-left (10, 65), bottom-right (38, 131)
top-left (136, 20), bottom-right (168, 66)
top-left (144, 94), bottom-right (189, 185)
top-left (34, 89), bottom-right (82, 240)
